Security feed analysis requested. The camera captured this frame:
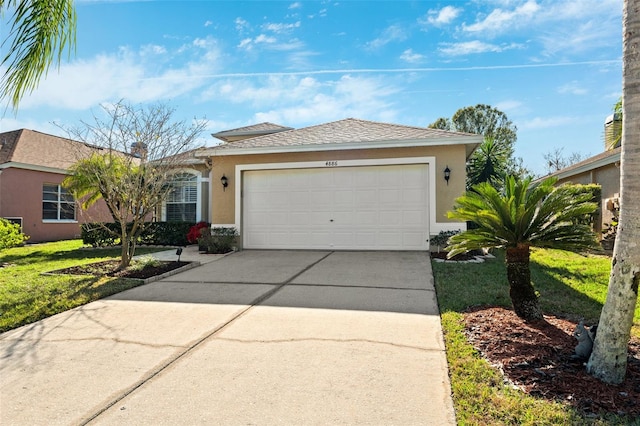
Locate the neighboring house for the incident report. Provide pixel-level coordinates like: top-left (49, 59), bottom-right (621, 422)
top-left (197, 118), bottom-right (482, 251)
top-left (544, 146), bottom-right (621, 237)
top-left (0, 129), bottom-right (112, 242)
top-left (543, 114), bottom-right (622, 238)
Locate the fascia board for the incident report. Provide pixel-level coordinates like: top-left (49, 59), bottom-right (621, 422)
top-left (0, 162), bottom-right (68, 174)
top-left (196, 136), bottom-right (483, 157)
top-left (553, 152), bottom-right (621, 181)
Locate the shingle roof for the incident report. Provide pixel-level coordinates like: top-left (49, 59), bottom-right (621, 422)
top-left (0, 129), bottom-right (102, 171)
top-left (212, 122), bottom-right (293, 142)
top-left (541, 146), bottom-right (621, 181)
top-left (209, 118), bottom-right (478, 152)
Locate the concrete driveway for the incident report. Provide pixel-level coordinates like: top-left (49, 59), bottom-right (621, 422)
top-left (0, 250), bottom-right (454, 425)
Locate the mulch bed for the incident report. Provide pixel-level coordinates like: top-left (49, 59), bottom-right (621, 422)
top-left (56, 260), bottom-right (189, 279)
top-left (430, 251), bottom-right (479, 261)
top-left (463, 306), bottom-right (640, 417)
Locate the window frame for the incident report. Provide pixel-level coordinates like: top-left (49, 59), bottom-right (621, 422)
top-left (164, 172), bottom-right (199, 222)
top-left (42, 183), bottom-right (77, 223)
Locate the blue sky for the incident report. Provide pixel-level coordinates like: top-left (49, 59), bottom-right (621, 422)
top-left (1, 0), bottom-right (623, 175)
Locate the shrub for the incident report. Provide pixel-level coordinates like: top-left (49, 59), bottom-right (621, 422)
top-left (139, 222), bottom-right (194, 246)
top-left (0, 218), bottom-right (29, 249)
top-left (198, 227), bottom-right (238, 254)
top-left (560, 183), bottom-right (601, 227)
top-left (187, 221), bottom-right (210, 244)
top-left (81, 222), bottom-right (196, 247)
top-left (81, 223), bottom-right (118, 247)
top-left (429, 230), bottom-right (460, 252)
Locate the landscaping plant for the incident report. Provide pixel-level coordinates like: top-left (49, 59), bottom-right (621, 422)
top-left (0, 218), bottom-right (28, 249)
top-left (446, 176), bottom-right (598, 321)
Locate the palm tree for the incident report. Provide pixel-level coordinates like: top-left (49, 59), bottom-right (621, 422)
top-left (587, 0), bottom-right (640, 385)
top-left (446, 176), bottom-right (598, 321)
top-left (466, 137), bottom-right (509, 189)
top-left (1, 0), bottom-right (76, 109)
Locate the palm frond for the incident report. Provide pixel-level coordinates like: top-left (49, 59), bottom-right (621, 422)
top-left (1, 0), bottom-right (76, 109)
top-left (446, 175), bottom-right (598, 255)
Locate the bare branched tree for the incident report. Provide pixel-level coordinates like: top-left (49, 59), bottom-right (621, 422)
top-left (62, 102), bottom-right (206, 269)
top-left (543, 147), bottom-right (590, 174)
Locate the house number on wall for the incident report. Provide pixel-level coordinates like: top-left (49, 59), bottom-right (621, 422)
top-left (325, 161), bottom-right (338, 166)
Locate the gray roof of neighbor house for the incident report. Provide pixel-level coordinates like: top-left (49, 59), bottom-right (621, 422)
top-left (200, 118), bottom-right (482, 158)
top-left (212, 122), bottom-right (293, 142)
top-left (540, 146), bottom-right (621, 182)
top-left (0, 129), bottom-right (102, 172)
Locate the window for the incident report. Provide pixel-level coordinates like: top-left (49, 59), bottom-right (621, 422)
top-left (43, 184), bottom-right (76, 221)
top-left (165, 173), bottom-right (197, 222)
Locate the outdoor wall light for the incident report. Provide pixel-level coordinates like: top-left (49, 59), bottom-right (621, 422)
top-left (444, 166), bottom-right (451, 185)
top-left (221, 174), bottom-right (229, 191)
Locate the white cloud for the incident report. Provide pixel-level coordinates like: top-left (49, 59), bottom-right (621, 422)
top-left (400, 49), bottom-right (425, 64)
top-left (289, 2), bottom-right (302, 9)
top-left (238, 38), bottom-right (252, 49)
top-left (463, 0), bottom-right (540, 34)
top-left (494, 100), bottom-right (524, 114)
top-left (539, 20), bottom-right (619, 57)
top-left (17, 38), bottom-right (223, 110)
top-left (201, 74), bottom-right (400, 126)
top-left (519, 115), bottom-right (577, 130)
top-left (557, 81), bottom-right (588, 95)
top-left (366, 25), bottom-right (407, 50)
top-left (419, 6), bottom-right (462, 28)
top-left (140, 44), bottom-right (167, 56)
top-left (237, 34), bottom-right (276, 51)
top-left (439, 40), bottom-right (522, 56)
top-left (237, 34), bottom-right (303, 52)
top-left (204, 20), bottom-right (213, 27)
top-left (254, 34), bottom-right (277, 44)
top-left (235, 17), bottom-right (250, 32)
top-left (263, 21), bottom-right (301, 33)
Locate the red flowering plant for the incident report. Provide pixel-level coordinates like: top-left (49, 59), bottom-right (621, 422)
top-left (186, 221), bottom-right (210, 244)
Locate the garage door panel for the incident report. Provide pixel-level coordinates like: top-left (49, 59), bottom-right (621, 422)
top-left (243, 165), bottom-right (429, 250)
top-left (379, 211), bottom-right (401, 226)
top-left (402, 210), bottom-right (425, 226)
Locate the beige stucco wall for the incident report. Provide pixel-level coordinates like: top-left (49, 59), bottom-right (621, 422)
top-left (0, 167), bottom-right (111, 242)
top-left (208, 145), bottom-right (467, 231)
top-left (557, 162), bottom-right (620, 236)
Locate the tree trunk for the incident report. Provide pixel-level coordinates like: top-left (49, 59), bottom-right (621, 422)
top-left (119, 225), bottom-right (131, 270)
top-left (587, 0), bottom-right (640, 384)
top-left (505, 245), bottom-right (543, 321)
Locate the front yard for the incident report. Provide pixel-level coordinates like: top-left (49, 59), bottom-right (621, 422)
top-left (0, 240), bottom-right (167, 333)
top-left (3, 241), bottom-right (639, 424)
top-left (433, 248), bottom-right (640, 425)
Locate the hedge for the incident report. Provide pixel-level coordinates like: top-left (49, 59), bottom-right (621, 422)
top-left (81, 222), bottom-right (196, 247)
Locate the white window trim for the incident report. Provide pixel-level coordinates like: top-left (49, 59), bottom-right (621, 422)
top-left (42, 183), bottom-right (77, 223)
top-left (161, 168), bottom-right (203, 222)
top-left (230, 157), bottom-right (466, 241)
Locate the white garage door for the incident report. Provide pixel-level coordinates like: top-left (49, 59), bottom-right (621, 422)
top-left (243, 164), bottom-right (429, 250)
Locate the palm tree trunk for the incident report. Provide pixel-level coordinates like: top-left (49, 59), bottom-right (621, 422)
top-left (505, 245), bottom-right (543, 321)
top-left (586, 0), bottom-right (640, 384)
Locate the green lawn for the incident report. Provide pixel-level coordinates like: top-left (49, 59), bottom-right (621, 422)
top-left (0, 240), bottom-right (165, 333)
top-left (433, 248), bottom-right (640, 425)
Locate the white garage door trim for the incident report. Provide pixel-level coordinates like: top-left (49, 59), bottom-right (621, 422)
top-left (232, 157), bottom-right (464, 249)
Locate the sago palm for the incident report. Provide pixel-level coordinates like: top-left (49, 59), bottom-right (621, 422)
top-left (446, 176), bottom-right (598, 321)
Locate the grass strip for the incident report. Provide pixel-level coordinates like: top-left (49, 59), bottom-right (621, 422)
top-left (433, 248), bottom-right (639, 425)
top-left (0, 240), bottom-right (166, 333)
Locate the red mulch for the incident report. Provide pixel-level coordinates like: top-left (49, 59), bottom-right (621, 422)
top-left (57, 260), bottom-right (189, 279)
top-left (464, 306), bottom-right (640, 417)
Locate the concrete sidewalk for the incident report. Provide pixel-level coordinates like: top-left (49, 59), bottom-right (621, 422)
top-left (0, 250), bottom-right (455, 425)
